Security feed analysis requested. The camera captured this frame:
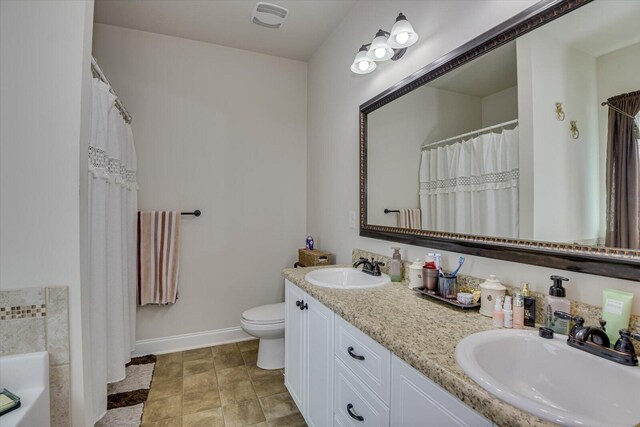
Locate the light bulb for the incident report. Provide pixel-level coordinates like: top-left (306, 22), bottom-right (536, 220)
top-left (358, 61), bottom-right (369, 71)
top-left (374, 47), bottom-right (386, 59)
top-left (395, 31), bottom-right (409, 45)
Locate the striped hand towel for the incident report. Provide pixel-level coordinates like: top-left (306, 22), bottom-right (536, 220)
top-left (137, 211), bottom-right (181, 305)
top-left (398, 209), bottom-right (422, 230)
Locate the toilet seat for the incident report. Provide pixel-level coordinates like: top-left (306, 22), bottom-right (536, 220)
top-left (241, 302), bottom-right (284, 325)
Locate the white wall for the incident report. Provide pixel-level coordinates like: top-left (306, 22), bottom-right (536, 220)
top-left (93, 24), bottom-right (308, 342)
top-left (481, 85), bottom-right (518, 127)
top-left (307, 0), bottom-right (640, 315)
top-left (519, 31), bottom-right (600, 244)
top-left (0, 0), bottom-right (94, 425)
top-left (367, 86), bottom-right (482, 227)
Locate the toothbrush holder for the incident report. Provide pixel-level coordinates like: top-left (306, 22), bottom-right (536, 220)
top-left (438, 274), bottom-right (458, 299)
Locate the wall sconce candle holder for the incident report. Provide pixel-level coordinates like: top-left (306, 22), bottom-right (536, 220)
top-left (350, 13), bottom-right (419, 75)
top-left (555, 102), bottom-right (565, 121)
top-left (570, 120), bottom-right (579, 139)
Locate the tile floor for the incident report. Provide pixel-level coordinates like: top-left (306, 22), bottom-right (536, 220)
top-left (141, 340), bottom-right (307, 427)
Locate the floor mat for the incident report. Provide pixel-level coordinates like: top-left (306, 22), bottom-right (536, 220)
top-left (96, 355), bottom-right (156, 426)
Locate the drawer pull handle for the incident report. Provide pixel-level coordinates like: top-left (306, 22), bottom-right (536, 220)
top-left (347, 346), bottom-right (365, 361)
top-left (347, 403), bottom-right (364, 421)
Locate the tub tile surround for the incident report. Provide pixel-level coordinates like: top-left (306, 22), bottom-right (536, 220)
top-left (0, 286), bottom-right (71, 427)
top-left (283, 250), bottom-right (640, 426)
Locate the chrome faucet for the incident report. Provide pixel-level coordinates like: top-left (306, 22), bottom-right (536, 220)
top-left (554, 311), bottom-right (640, 366)
top-left (353, 257), bottom-right (385, 277)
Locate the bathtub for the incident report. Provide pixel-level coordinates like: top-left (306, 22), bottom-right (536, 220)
top-left (0, 351), bottom-right (50, 427)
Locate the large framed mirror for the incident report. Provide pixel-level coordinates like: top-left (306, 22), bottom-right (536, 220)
top-left (360, 0), bottom-right (640, 280)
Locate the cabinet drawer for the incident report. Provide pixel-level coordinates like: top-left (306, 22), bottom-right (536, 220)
top-left (335, 358), bottom-right (390, 427)
top-left (335, 315), bottom-right (391, 405)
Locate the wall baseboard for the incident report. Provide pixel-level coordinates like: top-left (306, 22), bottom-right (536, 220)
top-left (133, 326), bottom-right (253, 356)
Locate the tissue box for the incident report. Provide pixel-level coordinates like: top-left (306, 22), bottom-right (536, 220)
top-left (298, 249), bottom-right (333, 267)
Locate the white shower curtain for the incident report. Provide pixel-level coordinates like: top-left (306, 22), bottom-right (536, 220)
top-left (89, 79), bottom-right (138, 422)
top-left (419, 127), bottom-right (519, 238)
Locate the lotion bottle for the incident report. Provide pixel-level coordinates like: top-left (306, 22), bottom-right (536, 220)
top-left (503, 295), bottom-right (513, 328)
top-left (493, 296), bottom-right (504, 328)
top-left (545, 275), bottom-right (570, 335)
top-left (602, 289), bottom-right (633, 345)
top-left (513, 292), bottom-right (525, 329)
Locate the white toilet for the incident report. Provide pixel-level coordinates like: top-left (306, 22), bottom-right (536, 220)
top-left (240, 302), bottom-right (285, 369)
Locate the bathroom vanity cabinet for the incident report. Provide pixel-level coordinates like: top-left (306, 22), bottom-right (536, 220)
top-left (284, 281), bottom-right (335, 427)
top-left (284, 280), bottom-right (491, 427)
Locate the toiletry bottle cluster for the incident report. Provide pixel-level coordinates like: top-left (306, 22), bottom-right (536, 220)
top-left (492, 294), bottom-right (525, 329)
top-left (483, 275), bottom-right (535, 329)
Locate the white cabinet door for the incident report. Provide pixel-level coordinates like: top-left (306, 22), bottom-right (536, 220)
top-left (305, 293), bottom-right (335, 427)
top-left (284, 280), bottom-right (335, 427)
top-left (284, 280), bottom-right (306, 411)
top-left (391, 355), bottom-right (491, 427)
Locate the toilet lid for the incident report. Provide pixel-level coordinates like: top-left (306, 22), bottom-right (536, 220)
top-left (242, 302), bottom-right (285, 324)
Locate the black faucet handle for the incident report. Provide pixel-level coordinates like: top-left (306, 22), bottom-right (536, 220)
top-left (614, 329), bottom-right (638, 354)
top-left (599, 319), bottom-right (607, 332)
top-left (371, 260), bottom-right (385, 276)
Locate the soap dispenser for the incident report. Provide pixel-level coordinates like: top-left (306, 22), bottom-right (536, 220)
top-left (545, 275), bottom-right (570, 335)
top-left (390, 247), bottom-right (403, 282)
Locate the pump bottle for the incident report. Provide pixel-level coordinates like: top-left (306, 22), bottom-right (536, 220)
top-left (545, 275), bottom-right (570, 335)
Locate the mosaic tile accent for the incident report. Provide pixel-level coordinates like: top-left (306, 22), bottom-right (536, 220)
top-left (0, 303), bottom-right (47, 320)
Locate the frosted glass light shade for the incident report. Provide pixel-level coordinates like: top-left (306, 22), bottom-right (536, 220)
top-left (366, 31), bottom-right (394, 61)
top-left (388, 13), bottom-right (418, 48)
top-left (351, 47), bottom-right (376, 74)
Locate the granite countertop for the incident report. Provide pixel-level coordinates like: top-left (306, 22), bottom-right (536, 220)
top-left (283, 265), bottom-right (555, 427)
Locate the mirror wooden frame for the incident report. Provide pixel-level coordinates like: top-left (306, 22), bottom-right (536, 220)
top-left (359, 0), bottom-right (640, 281)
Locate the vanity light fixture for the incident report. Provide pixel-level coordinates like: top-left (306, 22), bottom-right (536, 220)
top-left (350, 13), bottom-right (419, 74)
top-left (350, 45), bottom-right (377, 74)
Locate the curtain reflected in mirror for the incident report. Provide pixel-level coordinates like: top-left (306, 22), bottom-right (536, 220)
top-left (419, 125), bottom-right (519, 238)
top-left (605, 90), bottom-right (640, 249)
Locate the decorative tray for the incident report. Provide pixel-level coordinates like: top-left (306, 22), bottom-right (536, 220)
top-left (412, 287), bottom-right (480, 310)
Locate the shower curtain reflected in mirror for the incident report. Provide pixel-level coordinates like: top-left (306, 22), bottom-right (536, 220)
top-left (419, 127), bottom-right (519, 238)
top-left (88, 78), bottom-right (138, 422)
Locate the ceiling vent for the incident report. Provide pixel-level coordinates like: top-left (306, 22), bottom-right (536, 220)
top-left (251, 2), bottom-right (288, 29)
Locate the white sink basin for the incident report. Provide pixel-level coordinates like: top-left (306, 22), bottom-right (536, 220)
top-left (0, 351), bottom-right (50, 427)
top-left (304, 268), bottom-right (390, 289)
top-left (455, 329), bottom-right (640, 427)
